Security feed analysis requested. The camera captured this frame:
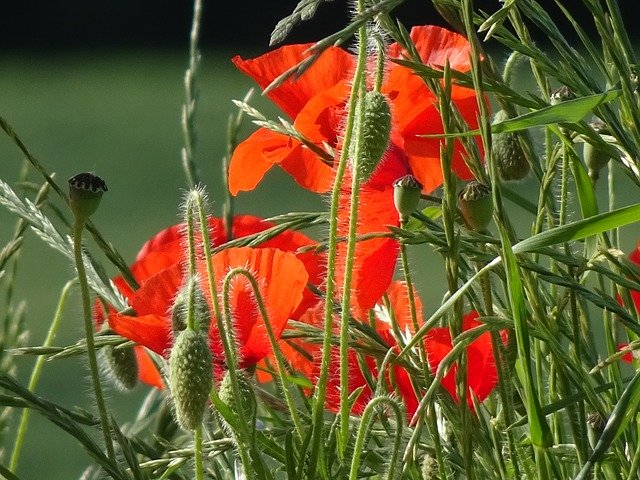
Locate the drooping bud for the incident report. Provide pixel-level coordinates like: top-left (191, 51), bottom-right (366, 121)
top-left (169, 329), bottom-right (213, 430)
top-left (351, 91), bottom-right (392, 182)
top-left (101, 344), bottom-right (138, 390)
top-left (393, 174), bottom-right (423, 222)
top-left (458, 181), bottom-right (493, 232)
top-left (218, 369), bottom-right (256, 422)
top-left (68, 172), bottom-right (107, 221)
top-left (491, 110), bottom-right (530, 182)
top-left (171, 276), bottom-right (211, 333)
top-left (583, 118), bottom-right (612, 182)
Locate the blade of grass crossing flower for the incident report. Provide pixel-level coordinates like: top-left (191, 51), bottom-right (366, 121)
top-left (575, 369), bottom-right (640, 480)
top-left (499, 226), bottom-right (552, 450)
top-left (568, 150), bottom-right (598, 258)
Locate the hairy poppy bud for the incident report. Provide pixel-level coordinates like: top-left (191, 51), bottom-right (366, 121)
top-left (68, 172), bottom-right (107, 221)
top-left (459, 181), bottom-right (493, 232)
top-left (393, 174), bottom-right (423, 222)
top-left (218, 369), bottom-right (256, 422)
top-left (351, 91), bottom-right (391, 182)
top-left (169, 329), bottom-right (213, 430)
top-left (171, 276), bottom-right (211, 333)
top-left (101, 344), bottom-right (138, 390)
top-left (492, 110), bottom-right (530, 181)
top-left (583, 118), bottom-right (612, 182)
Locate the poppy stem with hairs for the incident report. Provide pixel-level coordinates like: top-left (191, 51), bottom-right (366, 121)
top-left (68, 172), bottom-right (115, 463)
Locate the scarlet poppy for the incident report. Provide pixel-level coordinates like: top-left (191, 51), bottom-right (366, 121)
top-left (425, 311), bottom-right (501, 408)
top-left (230, 25), bottom-right (483, 309)
top-left (95, 215), bottom-right (323, 387)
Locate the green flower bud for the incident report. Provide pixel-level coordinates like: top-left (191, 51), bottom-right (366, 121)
top-left (492, 110), bottom-right (530, 182)
top-left (218, 369), bottom-right (256, 422)
top-left (458, 181), bottom-right (493, 232)
top-left (68, 172), bottom-right (107, 221)
top-left (101, 344), bottom-right (138, 390)
top-left (351, 91), bottom-right (392, 182)
top-left (583, 118), bottom-right (612, 182)
top-left (393, 174), bottom-right (423, 221)
top-left (171, 276), bottom-right (211, 333)
top-left (169, 329), bottom-right (213, 430)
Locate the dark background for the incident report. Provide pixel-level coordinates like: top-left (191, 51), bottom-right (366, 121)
top-left (2, 0), bottom-right (640, 52)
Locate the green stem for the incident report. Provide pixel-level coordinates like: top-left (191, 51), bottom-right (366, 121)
top-left (307, 1), bottom-right (369, 473)
top-left (194, 425), bottom-right (204, 480)
top-left (72, 218), bottom-right (115, 462)
top-left (10, 280), bottom-right (75, 472)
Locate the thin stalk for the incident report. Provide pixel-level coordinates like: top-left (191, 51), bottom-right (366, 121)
top-left (194, 425), bottom-right (204, 480)
top-left (72, 218), bottom-right (115, 462)
top-left (10, 280), bottom-right (75, 471)
top-left (307, 1), bottom-right (369, 473)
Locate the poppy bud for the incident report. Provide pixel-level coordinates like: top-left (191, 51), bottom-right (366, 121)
top-left (218, 369), bottom-right (256, 422)
top-left (459, 181), bottom-right (493, 232)
top-left (351, 91), bottom-right (391, 182)
top-left (68, 172), bottom-right (107, 221)
top-left (171, 276), bottom-right (211, 333)
top-left (393, 174), bottom-right (423, 222)
top-left (169, 329), bottom-right (213, 430)
top-left (583, 118), bottom-right (612, 182)
top-left (492, 110), bottom-right (530, 181)
top-left (101, 344), bottom-right (138, 390)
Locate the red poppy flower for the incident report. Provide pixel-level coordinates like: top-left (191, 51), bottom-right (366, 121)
top-left (94, 215), bottom-right (324, 387)
top-left (230, 25), bottom-right (483, 309)
top-left (617, 343), bottom-right (635, 364)
top-left (425, 311), bottom-right (501, 408)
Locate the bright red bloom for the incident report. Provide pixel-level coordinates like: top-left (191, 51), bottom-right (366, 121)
top-left (95, 215), bottom-right (324, 388)
top-left (230, 25), bottom-right (483, 309)
top-left (617, 343), bottom-right (635, 364)
top-left (425, 311), bottom-right (501, 408)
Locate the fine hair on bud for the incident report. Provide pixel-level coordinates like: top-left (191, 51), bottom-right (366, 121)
top-left (349, 91), bottom-right (392, 182)
top-left (169, 329), bottom-right (213, 430)
top-left (100, 344), bottom-right (138, 390)
top-left (491, 110), bottom-right (530, 182)
top-left (218, 369), bottom-right (256, 422)
top-left (171, 275), bottom-right (211, 334)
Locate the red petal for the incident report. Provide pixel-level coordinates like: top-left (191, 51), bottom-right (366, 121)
top-left (388, 25), bottom-right (472, 72)
top-left (207, 247), bottom-right (309, 367)
top-left (383, 281), bottom-right (424, 334)
top-left (109, 313), bottom-right (172, 356)
top-left (129, 263), bottom-right (184, 317)
top-left (228, 128), bottom-right (299, 195)
top-left (134, 346), bottom-right (165, 389)
top-left (232, 45), bottom-right (354, 119)
top-left (279, 145), bottom-right (335, 193)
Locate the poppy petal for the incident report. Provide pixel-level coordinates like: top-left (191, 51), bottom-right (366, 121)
top-left (129, 263), bottom-right (184, 317)
top-left (233, 45), bottom-right (354, 119)
top-left (134, 346), bottom-right (165, 389)
top-left (109, 313), bottom-right (172, 356)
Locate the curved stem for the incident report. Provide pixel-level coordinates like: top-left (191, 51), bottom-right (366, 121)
top-left (73, 218), bottom-right (115, 462)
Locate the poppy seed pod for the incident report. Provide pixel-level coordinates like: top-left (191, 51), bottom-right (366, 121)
top-left (101, 344), bottom-right (138, 390)
top-left (459, 181), bottom-right (493, 232)
top-left (68, 172), bottom-right (107, 221)
top-left (492, 110), bottom-right (530, 182)
top-left (169, 329), bottom-right (213, 430)
top-left (393, 174), bottom-right (423, 222)
top-left (549, 85), bottom-right (575, 105)
top-left (351, 91), bottom-right (392, 182)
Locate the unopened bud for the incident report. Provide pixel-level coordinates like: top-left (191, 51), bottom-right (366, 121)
top-left (351, 91), bottom-right (391, 182)
top-left (218, 369), bottom-right (256, 422)
top-left (492, 110), bottom-right (530, 181)
top-left (393, 174), bottom-right (423, 221)
top-left (169, 329), bottom-right (213, 430)
top-left (171, 276), bottom-right (211, 333)
top-left (68, 172), bottom-right (107, 221)
top-left (459, 181), bottom-right (493, 232)
top-left (101, 344), bottom-right (138, 390)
